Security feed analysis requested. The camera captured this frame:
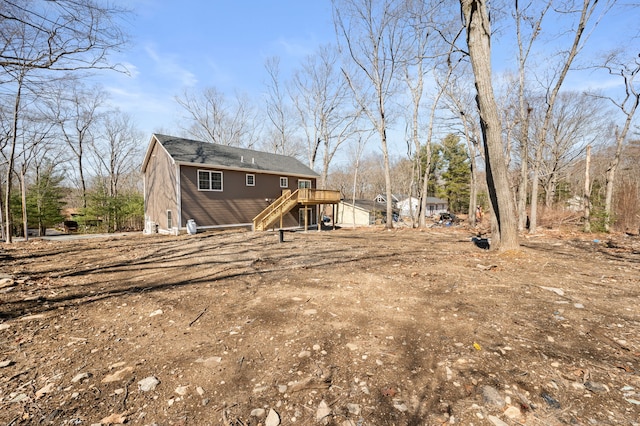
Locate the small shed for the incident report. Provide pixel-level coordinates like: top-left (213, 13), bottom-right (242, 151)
top-left (336, 199), bottom-right (395, 226)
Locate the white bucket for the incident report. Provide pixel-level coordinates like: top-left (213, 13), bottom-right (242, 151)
top-left (186, 219), bottom-right (197, 235)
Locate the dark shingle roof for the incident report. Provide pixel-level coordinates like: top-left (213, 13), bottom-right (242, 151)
top-left (153, 134), bottom-right (319, 177)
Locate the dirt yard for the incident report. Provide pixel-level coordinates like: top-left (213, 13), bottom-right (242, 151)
top-left (0, 226), bottom-right (639, 426)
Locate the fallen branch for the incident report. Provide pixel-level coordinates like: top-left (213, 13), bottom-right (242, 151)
top-left (189, 307), bottom-right (208, 327)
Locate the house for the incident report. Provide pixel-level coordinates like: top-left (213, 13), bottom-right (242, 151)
top-left (373, 193), bottom-right (400, 206)
top-left (397, 196), bottom-right (448, 218)
top-left (336, 199), bottom-right (398, 226)
top-left (141, 134), bottom-right (334, 234)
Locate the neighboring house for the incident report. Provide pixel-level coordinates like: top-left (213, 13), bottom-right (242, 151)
top-left (566, 195), bottom-right (584, 212)
top-left (336, 199), bottom-right (398, 226)
top-left (141, 134), bottom-right (321, 234)
top-left (397, 196), bottom-right (448, 218)
top-left (374, 193), bottom-right (400, 206)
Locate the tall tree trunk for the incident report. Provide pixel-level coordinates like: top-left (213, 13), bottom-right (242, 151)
top-left (583, 144), bottom-right (591, 232)
top-left (461, 0), bottom-right (519, 251)
top-left (4, 74), bottom-right (23, 243)
top-left (461, 117), bottom-right (478, 227)
top-left (517, 106), bottom-right (530, 231)
top-left (529, 150), bottom-right (542, 233)
top-left (380, 124), bottom-right (393, 229)
top-left (20, 166), bottom-right (28, 241)
top-left (604, 129), bottom-right (624, 232)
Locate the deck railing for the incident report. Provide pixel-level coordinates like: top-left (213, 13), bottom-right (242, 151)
top-left (252, 189), bottom-right (342, 231)
top-left (298, 188), bottom-right (342, 204)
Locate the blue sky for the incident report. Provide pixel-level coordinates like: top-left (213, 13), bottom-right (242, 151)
top-left (100, 1), bottom-right (639, 148)
top-left (103, 1), bottom-right (335, 138)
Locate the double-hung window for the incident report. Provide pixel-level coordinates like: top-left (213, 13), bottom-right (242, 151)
top-left (198, 170), bottom-right (223, 191)
top-left (246, 174), bottom-right (255, 186)
top-left (279, 177), bottom-right (288, 188)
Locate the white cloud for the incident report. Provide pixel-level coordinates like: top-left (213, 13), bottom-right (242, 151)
top-left (275, 37), bottom-right (316, 57)
top-left (144, 44), bottom-right (198, 87)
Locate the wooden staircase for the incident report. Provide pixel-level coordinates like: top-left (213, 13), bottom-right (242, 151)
top-left (252, 189), bottom-right (341, 231)
top-left (252, 190), bottom-right (299, 231)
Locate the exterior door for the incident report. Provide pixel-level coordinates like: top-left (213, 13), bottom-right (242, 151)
top-left (298, 207), bottom-right (314, 227)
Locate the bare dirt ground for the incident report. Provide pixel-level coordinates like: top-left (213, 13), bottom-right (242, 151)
top-left (0, 226), bottom-right (639, 426)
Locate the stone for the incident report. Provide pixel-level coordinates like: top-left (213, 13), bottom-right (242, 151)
top-left (584, 381), bottom-right (608, 393)
top-left (195, 356), bottom-right (222, 366)
top-left (393, 402), bottom-right (408, 412)
top-left (0, 359), bottom-right (14, 368)
top-left (346, 343), bottom-right (358, 351)
top-left (503, 405), bottom-right (521, 419)
top-left (99, 412), bottom-right (127, 424)
top-left (196, 386), bottom-right (205, 396)
top-left (71, 372), bottom-right (92, 383)
top-left (316, 400), bottom-right (331, 421)
top-left (102, 367), bottom-right (134, 383)
top-left (346, 403), bottom-right (361, 415)
top-left (487, 415), bottom-right (509, 426)
top-left (175, 385), bottom-right (189, 395)
top-left (298, 350), bottom-right (311, 358)
top-left (0, 324), bottom-right (10, 331)
top-left (445, 366), bottom-right (453, 380)
top-left (35, 383), bottom-right (55, 399)
top-left (9, 393), bottom-right (29, 403)
top-left (481, 385), bottom-right (505, 408)
top-left (138, 376), bottom-right (160, 392)
top-left (304, 309), bottom-right (317, 315)
top-left (0, 277), bottom-right (14, 288)
top-left (250, 408), bottom-right (266, 417)
top-left (265, 408), bottom-right (280, 426)
top-left (540, 286), bottom-right (565, 296)
top-left (149, 309), bottom-right (163, 317)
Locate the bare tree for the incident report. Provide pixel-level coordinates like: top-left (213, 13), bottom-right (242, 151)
top-left (16, 117), bottom-right (52, 240)
top-left (528, 0), bottom-right (614, 234)
top-left (0, 0), bottom-right (128, 242)
top-left (264, 56), bottom-right (300, 156)
top-left (291, 45), bottom-right (361, 188)
top-left (513, 0), bottom-right (551, 231)
top-left (460, 0), bottom-right (519, 250)
top-left (333, 0), bottom-right (406, 229)
top-left (536, 91), bottom-right (608, 207)
top-left (176, 88), bottom-right (260, 148)
top-left (91, 111), bottom-right (143, 231)
top-left (599, 52), bottom-right (640, 231)
top-left (44, 80), bottom-right (106, 210)
top-left (0, 0), bottom-right (128, 71)
top-left (441, 75), bottom-right (483, 227)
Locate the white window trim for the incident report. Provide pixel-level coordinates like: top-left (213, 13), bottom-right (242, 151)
top-left (280, 177), bottom-right (289, 188)
top-left (246, 173), bottom-right (255, 186)
top-left (198, 169), bottom-right (223, 191)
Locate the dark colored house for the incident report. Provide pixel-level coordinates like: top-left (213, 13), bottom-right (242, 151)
top-left (141, 134), bottom-right (323, 234)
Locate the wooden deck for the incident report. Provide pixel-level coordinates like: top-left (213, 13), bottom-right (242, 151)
top-left (253, 189), bottom-right (341, 231)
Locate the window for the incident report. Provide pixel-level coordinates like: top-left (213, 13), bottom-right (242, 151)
top-left (246, 174), bottom-right (255, 186)
top-left (198, 170), bottom-right (223, 191)
top-left (298, 179), bottom-right (311, 189)
top-left (167, 210), bottom-right (173, 229)
top-left (279, 177), bottom-right (288, 188)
